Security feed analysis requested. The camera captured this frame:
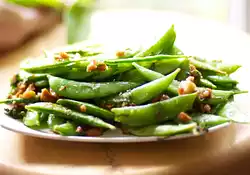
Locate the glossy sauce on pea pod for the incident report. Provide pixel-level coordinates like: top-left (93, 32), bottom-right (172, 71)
top-left (47, 75), bottom-right (140, 100)
top-left (112, 93), bottom-right (198, 127)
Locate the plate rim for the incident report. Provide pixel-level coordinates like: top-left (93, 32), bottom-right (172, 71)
top-left (0, 114), bottom-right (231, 143)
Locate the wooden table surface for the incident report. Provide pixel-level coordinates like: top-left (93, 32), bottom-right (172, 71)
top-left (0, 10), bottom-right (250, 175)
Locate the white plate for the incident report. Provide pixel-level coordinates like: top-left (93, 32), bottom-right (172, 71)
top-left (0, 10), bottom-right (248, 143)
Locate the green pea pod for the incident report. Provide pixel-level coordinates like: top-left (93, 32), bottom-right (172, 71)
top-left (168, 45), bottom-right (184, 55)
top-left (53, 122), bottom-right (78, 136)
top-left (0, 97), bottom-right (39, 104)
top-left (18, 70), bottom-right (47, 82)
top-left (206, 75), bottom-right (238, 85)
top-left (193, 57), bottom-right (241, 74)
top-left (189, 57), bottom-right (226, 75)
top-left (47, 75), bottom-right (140, 100)
top-left (25, 102), bottom-right (116, 129)
top-left (47, 114), bottom-right (65, 129)
top-left (40, 113), bottom-right (49, 122)
top-left (4, 108), bottom-right (26, 119)
top-left (125, 68), bottom-right (180, 104)
top-left (191, 113), bottom-right (230, 128)
top-left (105, 55), bottom-right (187, 66)
top-left (199, 78), bottom-right (217, 89)
top-left (127, 122), bottom-right (197, 136)
top-left (23, 111), bottom-right (40, 127)
top-left (34, 80), bottom-right (49, 88)
top-left (218, 101), bottom-right (250, 123)
top-left (136, 24), bottom-right (176, 56)
top-left (56, 99), bottom-right (114, 120)
top-left (112, 93), bottom-right (197, 126)
top-left (132, 62), bottom-right (163, 81)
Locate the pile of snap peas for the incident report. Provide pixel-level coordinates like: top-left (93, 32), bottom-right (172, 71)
top-left (1, 24), bottom-right (249, 137)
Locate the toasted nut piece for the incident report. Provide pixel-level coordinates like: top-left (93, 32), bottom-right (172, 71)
top-left (186, 76), bottom-right (195, 82)
top-left (116, 50), bottom-right (125, 57)
top-left (86, 128), bottom-right (102, 136)
top-left (179, 80), bottom-right (197, 95)
top-left (202, 104), bottom-right (211, 113)
top-left (22, 90), bottom-right (36, 99)
top-left (59, 52), bottom-right (69, 59)
top-left (97, 63), bottom-right (108, 71)
top-left (80, 104), bottom-right (87, 112)
top-left (40, 88), bottom-right (58, 103)
top-left (87, 60), bottom-right (98, 72)
top-left (178, 112), bottom-right (192, 122)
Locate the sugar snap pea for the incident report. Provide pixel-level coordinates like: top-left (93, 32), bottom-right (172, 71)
top-left (112, 93), bottom-right (197, 126)
top-left (106, 68), bottom-right (180, 106)
top-left (127, 122), bottom-right (197, 136)
top-left (136, 24), bottom-right (176, 56)
top-left (47, 75), bottom-right (140, 100)
top-left (198, 78), bottom-right (217, 89)
top-left (18, 70), bottom-right (47, 82)
top-left (23, 111), bottom-right (40, 127)
top-left (53, 122), bottom-right (78, 136)
top-left (189, 57), bottom-right (226, 75)
top-left (191, 113), bottom-right (230, 128)
top-left (47, 114), bottom-right (65, 129)
top-left (26, 102), bottom-right (116, 129)
top-left (206, 75), bottom-right (238, 85)
top-left (169, 45), bottom-right (184, 55)
top-left (57, 99), bottom-right (114, 120)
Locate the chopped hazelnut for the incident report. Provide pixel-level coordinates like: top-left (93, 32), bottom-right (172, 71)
top-left (22, 90), bottom-right (36, 99)
top-left (87, 60), bottom-right (98, 72)
top-left (178, 112), bottom-right (192, 122)
top-left (76, 126), bottom-right (83, 133)
top-left (116, 50), bottom-right (125, 57)
top-left (178, 80), bottom-right (197, 95)
top-left (59, 52), bottom-right (69, 59)
top-left (40, 88), bottom-right (58, 103)
top-left (80, 104), bottom-right (87, 112)
top-left (97, 63), bottom-right (108, 71)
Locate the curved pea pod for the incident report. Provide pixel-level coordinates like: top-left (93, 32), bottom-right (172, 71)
top-left (189, 57), bottom-right (226, 75)
top-left (47, 75), bottom-right (140, 100)
top-left (135, 24), bottom-right (176, 56)
top-left (191, 113), bottom-right (230, 128)
top-left (193, 57), bottom-right (241, 74)
top-left (132, 62), bottom-right (164, 81)
top-left (53, 122), bottom-right (78, 136)
top-left (0, 97), bottom-right (39, 104)
top-left (206, 75), bottom-right (238, 85)
top-left (23, 111), bottom-right (40, 127)
top-left (218, 101), bottom-right (250, 123)
top-left (56, 99), bottom-right (114, 120)
top-left (198, 79), bottom-right (217, 89)
top-left (25, 102), bottom-right (115, 129)
top-left (131, 64), bottom-right (181, 96)
top-left (168, 45), bottom-right (184, 55)
top-left (124, 68), bottom-right (180, 104)
top-left (112, 93), bottom-right (197, 127)
top-left (47, 114), bottom-right (65, 129)
top-left (127, 122), bottom-right (197, 137)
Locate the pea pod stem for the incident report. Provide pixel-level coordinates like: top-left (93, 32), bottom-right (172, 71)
top-left (25, 102), bottom-right (116, 129)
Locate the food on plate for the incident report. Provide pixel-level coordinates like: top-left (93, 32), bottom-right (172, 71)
top-left (0, 24), bottom-right (248, 137)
